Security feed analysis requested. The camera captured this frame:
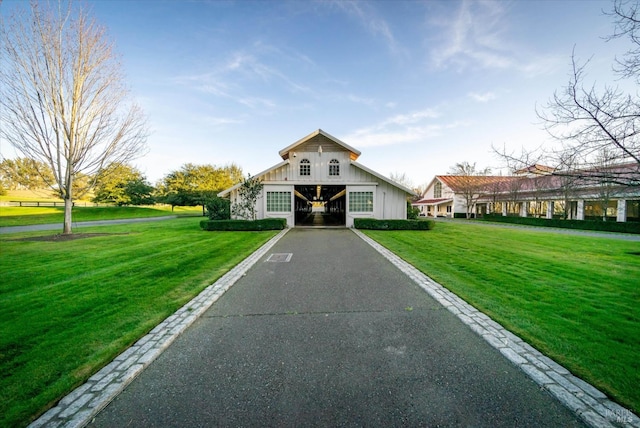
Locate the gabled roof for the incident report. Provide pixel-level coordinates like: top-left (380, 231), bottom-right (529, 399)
top-left (278, 129), bottom-right (361, 161)
top-left (413, 198), bottom-right (453, 206)
top-left (436, 175), bottom-right (520, 192)
top-left (217, 159), bottom-right (290, 197)
top-left (513, 164), bottom-right (555, 175)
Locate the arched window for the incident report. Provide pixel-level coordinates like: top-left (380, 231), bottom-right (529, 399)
top-left (434, 181), bottom-right (442, 198)
top-left (329, 159), bottom-right (340, 176)
top-left (299, 159), bottom-right (310, 176)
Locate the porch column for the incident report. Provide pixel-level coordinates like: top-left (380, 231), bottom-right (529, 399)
top-left (617, 199), bottom-right (627, 222)
top-left (520, 201), bottom-right (528, 217)
top-left (577, 200), bottom-right (585, 220)
top-left (546, 201), bottom-right (554, 219)
top-left (502, 203), bottom-right (507, 216)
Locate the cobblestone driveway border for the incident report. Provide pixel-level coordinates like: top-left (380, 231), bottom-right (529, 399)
top-left (29, 229), bottom-right (290, 428)
top-left (353, 228), bottom-right (639, 428)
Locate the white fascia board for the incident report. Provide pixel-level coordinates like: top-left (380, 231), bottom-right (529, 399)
top-left (218, 159), bottom-right (290, 197)
top-left (278, 129), bottom-right (362, 159)
top-left (351, 161), bottom-right (418, 196)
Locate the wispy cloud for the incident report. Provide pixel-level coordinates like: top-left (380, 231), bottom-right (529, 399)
top-left (430, 0), bottom-right (512, 71)
top-left (203, 116), bottom-right (243, 127)
top-left (329, 1), bottom-right (406, 57)
top-left (237, 96), bottom-right (276, 109)
top-left (173, 73), bottom-right (234, 97)
top-left (343, 108), bottom-right (462, 147)
top-left (173, 42), bottom-right (314, 110)
top-left (468, 91), bottom-right (497, 103)
top-left (428, 0), bottom-right (560, 76)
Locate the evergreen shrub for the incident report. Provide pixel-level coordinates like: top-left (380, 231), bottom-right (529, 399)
top-left (482, 214), bottom-right (640, 234)
top-left (205, 197), bottom-right (231, 220)
top-left (200, 218), bottom-right (287, 231)
top-left (354, 218), bottom-right (435, 230)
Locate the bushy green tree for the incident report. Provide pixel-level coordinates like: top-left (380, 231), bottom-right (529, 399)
top-left (0, 157), bottom-right (55, 190)
top-left (92, 164), bottom-right (154, 205)
top-left (407, 201), bottom-right (420, 220)
top-left (157, 163), bottom-right (243, 213)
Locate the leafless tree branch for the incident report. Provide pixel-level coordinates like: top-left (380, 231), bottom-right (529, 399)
top-left (0, 1), bottom-right (148, 233)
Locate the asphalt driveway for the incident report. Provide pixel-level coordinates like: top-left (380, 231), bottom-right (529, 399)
top-left (90, 228), bottom-right (584, 427)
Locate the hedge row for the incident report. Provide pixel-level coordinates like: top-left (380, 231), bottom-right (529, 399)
top-left (200, 218), bottom-right (287, 231)
top-left (354, 218), bottom-right (435, 230)
top-left (481, 214), bottom-right (640, 234)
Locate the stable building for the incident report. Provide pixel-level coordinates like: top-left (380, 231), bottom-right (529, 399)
top-left (219, 129), bottom-right (416, 227)
top-left (415, 163), bottom-right (640, 222)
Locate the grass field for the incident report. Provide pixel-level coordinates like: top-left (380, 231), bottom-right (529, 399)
top-left (0, 218), bottom-right (278, 427)
top-left (0, 205), bottom-right (202, 227)
top-left (2, 212), bottom-right (639, 425)
top-left (362, 222), bottom-right (640, 414)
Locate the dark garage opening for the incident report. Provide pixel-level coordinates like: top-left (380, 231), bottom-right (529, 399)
top-left (295, 185), bottom-right (346, 227)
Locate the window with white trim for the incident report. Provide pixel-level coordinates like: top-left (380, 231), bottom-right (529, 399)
top-left (299, 159), bottom-right (310, 176)
top-left (266, 191), bottom-right (291, 212)
top-left (434, 181), bottom-right (442, 198)
top-left (349, 191), bottom-right (373, 212)
top-left (329, 159), bottom-right (340, 176)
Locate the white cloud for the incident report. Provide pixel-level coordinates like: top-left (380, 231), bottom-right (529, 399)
top-left (343, 108), bottom-right (464, 148)
top-left (346, 94), bottom-right (376, 106)
top-left (203, 116), bottom-right (243, 126)
top-left (329, 1), bottom-right (406, 57)
top-left (428, 0), bottom-right (560, 76)
top-left (237, 97), bottom-right (276, 109)
top-left (468, 91), bottom-right (497, 102)
top-left (429, 0), bottom-right (511, 71)
top-left (345, 126), bottom-right (443, 147)
top-left (173, 73), bottom-right (234, 97)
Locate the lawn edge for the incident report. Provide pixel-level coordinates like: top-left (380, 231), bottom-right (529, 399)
top-left (28, 228), bottom-right (290, 428)
top-left (353, 228), bottom-right (640, 428)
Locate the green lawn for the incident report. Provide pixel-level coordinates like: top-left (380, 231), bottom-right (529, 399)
top-left (0, 205), bottom-right (201, 227)
top-left (0, 218), bottom-right (278, 427)
top-left (362, 222), bottom-right (640, 414)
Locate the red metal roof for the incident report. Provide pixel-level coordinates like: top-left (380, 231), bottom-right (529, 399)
top-left (414, 198), bottom-right (452, 205)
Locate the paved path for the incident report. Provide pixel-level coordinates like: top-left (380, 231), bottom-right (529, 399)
top-left (88, 228), bottom-right (583, 427)
top-left (31, 228), bottom-right (639, 428)
top-left (0, 216), bottom-right (178, 234)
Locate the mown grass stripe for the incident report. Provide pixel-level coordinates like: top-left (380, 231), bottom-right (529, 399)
top-left (0, 217), bottom-right (277, 427)
top-left (362, 222), bottom-right (640, 414)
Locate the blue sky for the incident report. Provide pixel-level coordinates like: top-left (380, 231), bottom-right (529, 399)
top-left (2, 0), bottom-right (631, 188)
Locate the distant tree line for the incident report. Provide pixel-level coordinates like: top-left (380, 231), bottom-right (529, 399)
top-left (0, 157), bottom-right (243, 213)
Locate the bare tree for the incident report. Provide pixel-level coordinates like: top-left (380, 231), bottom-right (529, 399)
top-left (0, 1), bottom-right (148, 234)
top-left (554, 151), bottom-right (582, 219)
top-left (537, 52), bottom-right (640, 167)
top-left (495, 0), bottom-right (640, 188)
top-left (448, 162), bottom-right (491, 219)
top-left (592, 148), bottom-right (621, 220)
top-left (606, 0), bottom-right (640, 82)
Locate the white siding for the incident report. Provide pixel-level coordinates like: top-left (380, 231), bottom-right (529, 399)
top-left (226, 135), bottom-right (411, 226)
top-left (263, 184), bottom-right (294, 227)
top-left (290, 151), bottom-right (351, 182)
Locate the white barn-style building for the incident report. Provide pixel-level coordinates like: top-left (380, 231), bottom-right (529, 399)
top-left (415, 163), bottom-right (640, 222)
top-left (219, 129), bottom-right (416, 227)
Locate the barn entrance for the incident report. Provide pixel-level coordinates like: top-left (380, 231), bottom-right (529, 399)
top-left (294, 185), bottom-right (346, 227)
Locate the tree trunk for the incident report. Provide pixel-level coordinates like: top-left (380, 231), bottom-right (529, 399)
top-left (63, 197), bottom-right (73, 234)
